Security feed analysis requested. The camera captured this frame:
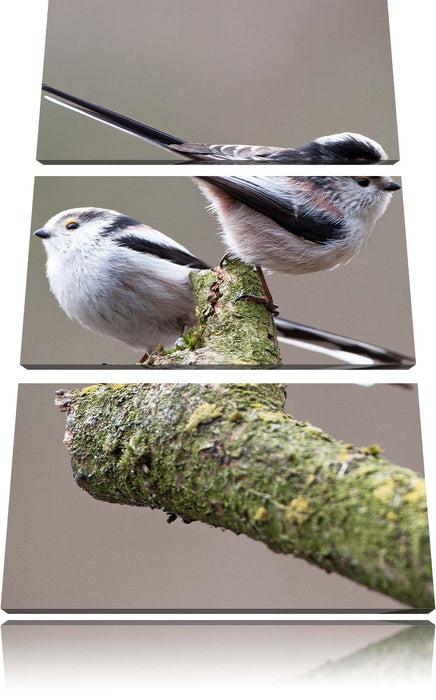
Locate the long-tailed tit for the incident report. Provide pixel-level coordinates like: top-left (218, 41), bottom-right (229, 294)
top-left (34, 207), bottom-right (209, 354)
top-left (195, 175), bottom-right (400, 276)
top-left (34, 207), bottom-right (413, 366)
top-left (41, 85), bottom-right (389, 164)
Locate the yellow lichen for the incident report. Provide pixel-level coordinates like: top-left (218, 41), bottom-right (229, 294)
top-left (373, 479), bottom-right (394, 504)
top-left (356, 465), bottom-right (377, 476)
top-left (285, 496), bottom-right (313, 525)
top-left (257, 410), bottom-right (280, 423)
top-left (80, 385), bottom-right (100, 395)
top-left (184, 403), bottom-right (223, 434)
top-left (403, 479), bottom-right (426, 504)
top-left (387, 511), bottom-right (399, 521)
top-left (393, 473), bottom-right (409, 482)
top-left (253, 507), bottom-right (269, 523)
top-left (337, 452), bottom-right (354, 462)
top-left (305, 426), bottom-right (324, 436)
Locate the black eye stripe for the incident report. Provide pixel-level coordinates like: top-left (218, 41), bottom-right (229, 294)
top-left (100, 214), bottom-right (142, 236)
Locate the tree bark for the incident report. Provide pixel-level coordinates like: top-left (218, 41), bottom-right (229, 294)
top-left (57, 383), bottom-right (433, 609)
top-left (143, 258), bottom-right (281, 366)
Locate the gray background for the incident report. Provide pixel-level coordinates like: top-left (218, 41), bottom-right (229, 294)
top-left (21, 176), bottom-right (413, 367)
top-left (37, 0), bottom-right (399, 162)
top-left (2, 383), bottom-right (425, 611)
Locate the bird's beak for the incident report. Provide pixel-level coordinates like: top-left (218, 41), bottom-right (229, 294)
top-left (383, 179), bottom-right (401, 192)
top-left (33, 228), bottom-right (52, 238)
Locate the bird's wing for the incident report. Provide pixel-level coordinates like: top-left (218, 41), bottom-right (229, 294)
top-left (115, 232), bottom-right (210, 269)
top-left (169, 143), bottom-right (297, 161)
top-left (198, 176), bottom-right (345, 244)
top-left (174, 135), bottom-right (388, 163)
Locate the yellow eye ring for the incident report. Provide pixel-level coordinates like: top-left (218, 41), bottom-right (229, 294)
top-left (357, 177), bottom-right (370, 188)
top-left (66, 220), bottom-right (79, 230)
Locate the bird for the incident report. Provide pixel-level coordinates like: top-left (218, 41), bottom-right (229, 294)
top-left (40, 86), bottom-right (400, 311)
top-left (33, 207), bottom-right (413, 367)
top-left (34, 207), bottom-right (209, 356)
top-left (194, 174), bottom-right (400, 276)
top-left (191, 173), bottom-right (401, 311)
top-left (41, 84), bottom-right (389, 164)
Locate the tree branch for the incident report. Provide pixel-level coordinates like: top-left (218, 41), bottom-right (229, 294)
top-left (144, 258), bottom-right (281, 366)
top-left (57, 383), bottom-right (433, 609)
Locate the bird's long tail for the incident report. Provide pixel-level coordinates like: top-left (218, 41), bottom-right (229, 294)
top-left (41, 84), bottom-right (185, 151)
top-left (274, 317), bottom-right (414, 367)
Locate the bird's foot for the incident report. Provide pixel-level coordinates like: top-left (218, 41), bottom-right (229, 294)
top-left (219, 252), bottom-right (236, 268)
top-left (234, 293), bottom-right (279, 316)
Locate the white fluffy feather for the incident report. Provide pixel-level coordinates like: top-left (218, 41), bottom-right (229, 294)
top-left (38, 207), bottom-right (201, 352)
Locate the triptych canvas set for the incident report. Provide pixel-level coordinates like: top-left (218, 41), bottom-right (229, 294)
top-left (1, 0), bottom-right (434, 690)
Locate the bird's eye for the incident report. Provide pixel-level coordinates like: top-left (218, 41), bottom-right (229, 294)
top-left (66, 220), bottom-right (79, 230)
top-left (357, 177), bottom-right (370, 188)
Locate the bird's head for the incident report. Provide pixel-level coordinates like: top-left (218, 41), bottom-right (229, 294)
top-left (307, 132), bottom-right (389, 163)
top-left (338, 176), bottom-right (400, 219)
top-left (308, 175), bottom-right (401, 224)
top-left (33, 207), bottom-right (140, 254)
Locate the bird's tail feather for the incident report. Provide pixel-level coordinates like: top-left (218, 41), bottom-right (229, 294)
top-left (41, 84), bottom-right (185, 150)
top-left (274, 317), bottom-right (414, 367)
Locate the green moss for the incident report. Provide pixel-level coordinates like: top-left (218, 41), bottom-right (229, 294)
top-left (64, 383), bottom-right (433, 608)
top-left (182, 326), bottom-right (204, 350)
top-left (303, 425), bottom-right (331, 440)
top-left (189, 261), bottom-right (281, 366)
top-left (229, 410), bottom-right (243, 422)
top-left (362, 444), bottom-right (384, 456)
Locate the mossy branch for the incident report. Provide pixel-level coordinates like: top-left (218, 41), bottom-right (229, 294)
top-left (144, 258), bottom-right (281, 366)
top-left (57, 383), bottom-right (433, 609)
